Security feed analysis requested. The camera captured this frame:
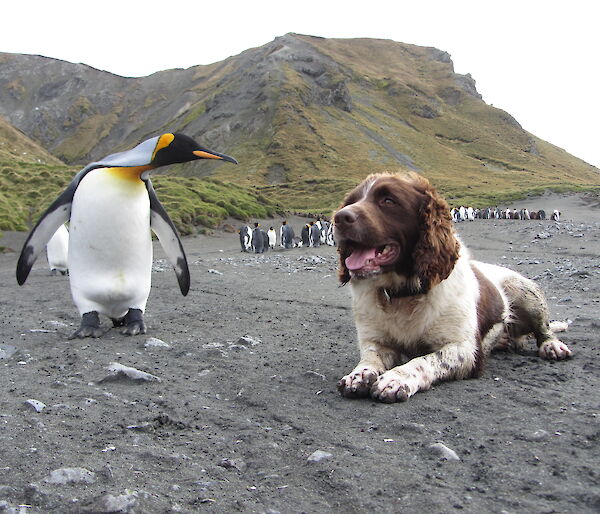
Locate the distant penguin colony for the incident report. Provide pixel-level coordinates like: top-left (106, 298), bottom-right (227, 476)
top-left (17, 133), bottom-right (237, 338)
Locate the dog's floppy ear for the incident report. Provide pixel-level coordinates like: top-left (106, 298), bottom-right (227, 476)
top-left (411, 181), bottom-right (460, 291)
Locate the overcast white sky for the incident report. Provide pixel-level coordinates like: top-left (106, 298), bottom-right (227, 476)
top-left (2, 0), bottom-right (599, 169)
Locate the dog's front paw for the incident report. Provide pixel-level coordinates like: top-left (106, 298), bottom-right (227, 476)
top-left (539, 339), bottom-right (572, 360)
top-left (370, 370), bottom-right (415, 403)
top-left (337, 367), bottom-right (380, 398)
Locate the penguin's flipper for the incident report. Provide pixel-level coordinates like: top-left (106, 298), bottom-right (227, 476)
top-left (145, 179), bottom-right (190, 296)
top-left (16, 185), bottom-right (76, 285)
top-left (16, 163), bottom-right (102, 285)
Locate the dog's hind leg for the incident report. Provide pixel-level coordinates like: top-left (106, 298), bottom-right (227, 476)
top-left (503, 276), bottom-right (572, 360)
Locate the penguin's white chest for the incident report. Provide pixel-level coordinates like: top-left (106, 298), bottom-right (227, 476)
top-left (68, 169), bottom-right (153, 318)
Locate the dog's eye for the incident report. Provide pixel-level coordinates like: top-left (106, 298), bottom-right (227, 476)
top-left (382, 197), bottom-right (396, 206)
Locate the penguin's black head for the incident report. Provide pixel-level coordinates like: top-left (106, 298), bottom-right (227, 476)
top-left (151, 133), bottom-right (238, 167)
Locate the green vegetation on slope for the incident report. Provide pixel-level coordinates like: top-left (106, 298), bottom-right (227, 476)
top-left (151, 175), bottom-right (282, 235)
top-left (0, 162), bottom-right (73, 231)
top-left (0, 115), bottom-right (64, 165)
top-left (0, 162), bottom-right (281, 234)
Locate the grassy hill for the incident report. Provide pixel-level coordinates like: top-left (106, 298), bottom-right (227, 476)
top-left (0, 34), bottom-right (598, 221)
top-left (0, 161), bottom-right (281, 235)
top-left (0, 115), bottom-right (70, 233)
top-left (0, 115), bottom-right (64, 165)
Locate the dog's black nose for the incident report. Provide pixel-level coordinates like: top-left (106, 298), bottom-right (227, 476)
top-left (334, 206), bottom-right (358, 226)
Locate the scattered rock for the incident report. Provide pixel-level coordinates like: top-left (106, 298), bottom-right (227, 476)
top-left (0, 344), bottom-right (18, 360)
top-left (228, 343), bottom-right (250, 351)
top-left (0, 500), bottom-right (19, 514)
top-left (523, 429), bottom-right (550, 442)
top-left (535, 232), bottom-right (552, 239)
top-left (307, 450), bottom-right (333, 463)
top-left (237, 335), bottom-right (261, 346)
top-left (203, 342), bottom-right (224, 348)
top-left (400, 422), bottom-right (426, 433)
top-left (144, 337), bottom-right (170, 349)
top-left (126, 422), bottom-right (153, 432)
top-left (0, 486), bottom-right (16, 497)
top-left (297, 255), bottom-right (327, 265)
top-left (218, 458), bottom-right (247, 472)
top-left (207, 268), bottom-right (223, 275)
top-left (23, 483), bottom-right (48, 504)
top-left (45, 467), bottom-right (96, 485)
top-left (99, 363), bottom-right (161, 383)
top-left (427, 442), bottom-right (460, 461)
top-left (23, 399), bottom-right (46, 412)
top-left (81, 492), bottom-right (137, 513)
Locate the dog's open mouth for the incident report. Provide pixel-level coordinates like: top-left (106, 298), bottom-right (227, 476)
top-left (344, 243), bottom-right (400, 278)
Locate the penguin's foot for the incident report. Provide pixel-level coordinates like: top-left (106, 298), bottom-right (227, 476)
top-left (70, 311), bottom-right (104, 339)
top-left (120, 309), bottom-right (146, 336)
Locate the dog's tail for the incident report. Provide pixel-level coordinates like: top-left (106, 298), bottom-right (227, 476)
top-left (549, 320), bottom-right (571, 333)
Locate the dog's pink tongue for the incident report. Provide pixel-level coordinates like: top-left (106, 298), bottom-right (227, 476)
top-left (345, 247), bottom-right (377, 270)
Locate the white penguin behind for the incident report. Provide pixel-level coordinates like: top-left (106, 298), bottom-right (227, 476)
top-left (267, 227), bottom-right (277, 249)
top-left (46, 223), bottom-right (69, 275)
top-left (17, 133), bottom-right (237, 338)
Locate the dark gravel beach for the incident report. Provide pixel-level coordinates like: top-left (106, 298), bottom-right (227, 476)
top-left (1, 192), bottom-right (599, 513)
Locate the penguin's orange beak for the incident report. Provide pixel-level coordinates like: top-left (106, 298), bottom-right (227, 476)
top-left (193, 150), bottom-right (238, 164)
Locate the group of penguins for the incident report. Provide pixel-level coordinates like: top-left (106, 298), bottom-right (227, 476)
top-left (238, 218), bottom-right (335, 253)
top-left (17, 133), bottom-right (238, 339)
top-left (451, 206), bottom-right (561, 222)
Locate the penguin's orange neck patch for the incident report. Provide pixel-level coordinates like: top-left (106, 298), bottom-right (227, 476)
top-left (153, 133), bottom-right (175, 160)
top-left (106, 166), bottom-right (153, 182)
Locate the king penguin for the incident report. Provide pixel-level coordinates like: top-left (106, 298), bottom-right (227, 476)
top-left (17, 133), bottom-right (237, 338)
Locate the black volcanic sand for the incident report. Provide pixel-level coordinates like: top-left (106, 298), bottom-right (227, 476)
top-left (1, 192), bottom-right (599, 513)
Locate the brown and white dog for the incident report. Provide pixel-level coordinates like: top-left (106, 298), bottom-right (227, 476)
top-left (334, 172), bottom-right (572, 403)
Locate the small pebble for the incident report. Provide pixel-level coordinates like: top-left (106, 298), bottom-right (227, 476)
top-left (24, 399), bottom-right (46, 413)
top-left (45, 467), bottom-right (96, 485)
top-left (0, 345), bottom-right (18, 360)
top-left (307, 450), bottom-right (333, 463)
top-left (145, 337), bottom-right (170, 348)
top-left (526, 429), bottom-right (550, 442)
top-left (99, 363), bottom-right (161, 383)
top-left (238, 336), bottom-right (261, 346)
top-left (428, 442), bottom-right (460, 461)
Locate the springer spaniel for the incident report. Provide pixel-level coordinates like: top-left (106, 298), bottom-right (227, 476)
top-left (334, 173), bottom-right (572, 403)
